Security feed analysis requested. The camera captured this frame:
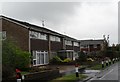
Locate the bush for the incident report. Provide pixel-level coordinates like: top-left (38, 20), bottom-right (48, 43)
top-left (63, 58), bottom-right (72, 63)
top-left (50, 56), bottom-right (63, 64)
top-left (2, 40), bottom-right (30, 78)
top-left (78, 51), bottom-right (87, 62)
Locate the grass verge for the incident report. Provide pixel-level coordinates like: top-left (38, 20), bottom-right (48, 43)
top-left (89, 63), bottom-right (116, 70)
top-left (50, 74), bottom-right (88, 82)
top-left (90, 64), bottom-right (102, 70)
top-left (21, 71), bottom-right (30, 75)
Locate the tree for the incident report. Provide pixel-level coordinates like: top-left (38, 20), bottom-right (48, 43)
top-left (78, 51), bottom-right (87, 62)
top-left (2, 40), bottom-right (30, 79)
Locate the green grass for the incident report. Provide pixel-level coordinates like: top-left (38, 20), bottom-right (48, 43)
top-left (90, 63), bottom-right (114, 70)
top-left (50, 74), bottom-right (88, 82)
top-left (21, 71), bottom-right (30, 75)
top-left (90, 64), bottom-right (102, 70)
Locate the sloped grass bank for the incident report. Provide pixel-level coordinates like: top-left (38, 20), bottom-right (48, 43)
top-left (51, 74), bottom-right (88, 82)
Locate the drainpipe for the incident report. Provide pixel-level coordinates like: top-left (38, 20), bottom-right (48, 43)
top-left (28, 30), bottom-right (31, 53)
top-left (72, 41), bottom-right (74, 60)
top-left (28, 29), bottom-right (32, 67)
top-left (48, 34), bottom-right (51, 61)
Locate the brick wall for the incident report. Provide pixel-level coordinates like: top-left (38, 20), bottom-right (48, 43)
top-left (2, 19), bottom-right (29, 51)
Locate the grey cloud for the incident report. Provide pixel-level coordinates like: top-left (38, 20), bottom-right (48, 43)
top-left (1, 2), bottom-right (118, 44)
top-left (2, 2), bottom-right (80, 27)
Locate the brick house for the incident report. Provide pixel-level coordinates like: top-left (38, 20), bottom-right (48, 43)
top-left (79, 39), bottom-right (106, 54)
top-left (58, 35), bottom-right (80, 60)
top-left (1, 16), bottom-right (80, 66)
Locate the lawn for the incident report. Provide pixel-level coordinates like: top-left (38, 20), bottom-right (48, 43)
top-left (90, 63), bottom-right (114, 70)
top-left (50, 74), bottom-right (88, 82)
top-left (21, 71), bottom-right (30, 75)
top-left (90, 64), bottom-right (102, 70)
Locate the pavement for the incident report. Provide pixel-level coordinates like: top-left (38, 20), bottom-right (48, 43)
top-left (48, 62), bottom-right (120, 82)
top-left (85, 61), bottom-right (120, 82)
top-left (47, 65), bottom-right (75, 74)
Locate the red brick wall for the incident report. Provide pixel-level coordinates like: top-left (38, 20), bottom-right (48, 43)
top-left (2, 19), bottom-right (29, 51)
top-left (30, 39), bottom-right (48, 51)
top-left (74, 46), bottom-right (80, 52)
top-left (50, 41), bottom-right (63, 51)
top-left (66, 45), bottom-right (73, 50)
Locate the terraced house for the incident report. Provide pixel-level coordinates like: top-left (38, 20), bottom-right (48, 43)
top-left (80, 39), bottom-right (106, 54)
top-left (1, 16), bottom-right (80, 66)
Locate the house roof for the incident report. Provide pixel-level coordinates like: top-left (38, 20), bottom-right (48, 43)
top-left (0, 15), bottom-right (78, 41)
top-left (79, 39), bottom-right (104, 45)
top-left (1, 15), bottom-right (64, 37)
top-left (1, 15), bottom-right (103, 43)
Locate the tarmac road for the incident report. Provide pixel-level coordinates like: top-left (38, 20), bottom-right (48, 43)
top-left (87, 61), bottom-right (120, 82)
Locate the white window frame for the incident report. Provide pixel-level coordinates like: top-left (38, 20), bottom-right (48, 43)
top-left (2, 31), bottom-right (6, 40)
top-left (50, 35), bottom-right (56, 41)
top-left (74, 42), bottom-right (79, 47)
top-left (32, 51), bottom-right (49, 66)
top-left (94, 45), bottom-right (97, 48)
top-left (50, 35), bottom-right (61, 42)
top-left (65, 40), bottom-right (72, 46)
top-left (30, 31), bottom-right (47, 40)
top-left (39, 33), bottom-right (47, 40)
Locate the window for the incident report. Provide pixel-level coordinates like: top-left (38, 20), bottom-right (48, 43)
top-left (39, 33), bottom-right (47, 40)
top-left (32, 51), bottom-right (37, 65)
top-left (50, 35), bottom-right (55, 41)
top-left (30, 31), bottom-right (39, 39)
top-left (30, 31), bottom-right (47, 40)
top-left (50, 35), bottom-right (61, 42)
top-left (94, 45), bottom-right (97, 48)
top-left (74, 42), bottom-right (79, 46)
top-left (65, 40), bottom-right (72, 46)
top-left (2, 31), bottom-right (6, 40)
top-left (80, 45), bottom-right (87, 48)
top-left (56, 37), bottom-right (60, 42)
top-left (32, 51), bottom-right (49, 66)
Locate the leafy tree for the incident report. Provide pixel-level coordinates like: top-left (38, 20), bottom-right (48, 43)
top-left (78, 51), bottom-right (87, 62)
top-left (2, 40), bottom-right (30, 78)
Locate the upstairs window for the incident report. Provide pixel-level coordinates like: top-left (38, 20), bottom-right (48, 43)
top-left (74, 42), bottom-right (79, 47)
top-left (39, 33), bottom-right (47, 40)
top-left (50, 35), bottom-right (61, 42)
top-left (50, 35), bottom-right (55, 41)
top-left (80, 45), bottom-right (88, 48)
top-left (2, 31), bottom-right (6, 40)
top-left (30, 31), bottom-right (47, 40)
top-left (65, 40), bottom-right (72, 46)
top-left (94, 45), bottom-right (97, 48)
top-left (55, 37), bottom-right (61, 42)
top-left (30, 31), bottom-right (39, 39)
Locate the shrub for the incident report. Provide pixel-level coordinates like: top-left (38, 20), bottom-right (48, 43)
top-left (78, 51), bottom-right (87, 62)
top-left (63, 58), bottom-right (72, 63)
top-left (2, 40), bottom-right (30, 78)
top-left (50, 56), bottom-right (63, 64)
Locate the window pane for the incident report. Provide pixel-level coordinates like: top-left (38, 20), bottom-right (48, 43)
top-left (65, 40), bottom-right (72, 46)
top-left (74, 42), bottom-right (79, 46)
top-left (33, 51), bottom-right (36, 59)
top-left (30, 31), bottom-right (47, 40)
top-left (41, 53), bottom-right (44, 64)
top-left (2, 31), bottom-right (6, 40)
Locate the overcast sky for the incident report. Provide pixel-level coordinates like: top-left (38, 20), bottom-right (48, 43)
top-left (1, 0), bottom-right (119, 45)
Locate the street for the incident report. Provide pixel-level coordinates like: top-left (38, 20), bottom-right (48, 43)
top-left (87, 62), bottom-right (120, 82)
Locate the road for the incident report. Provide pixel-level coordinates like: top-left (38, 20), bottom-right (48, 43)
top-left (87, 62), bottom-right (120, 82)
